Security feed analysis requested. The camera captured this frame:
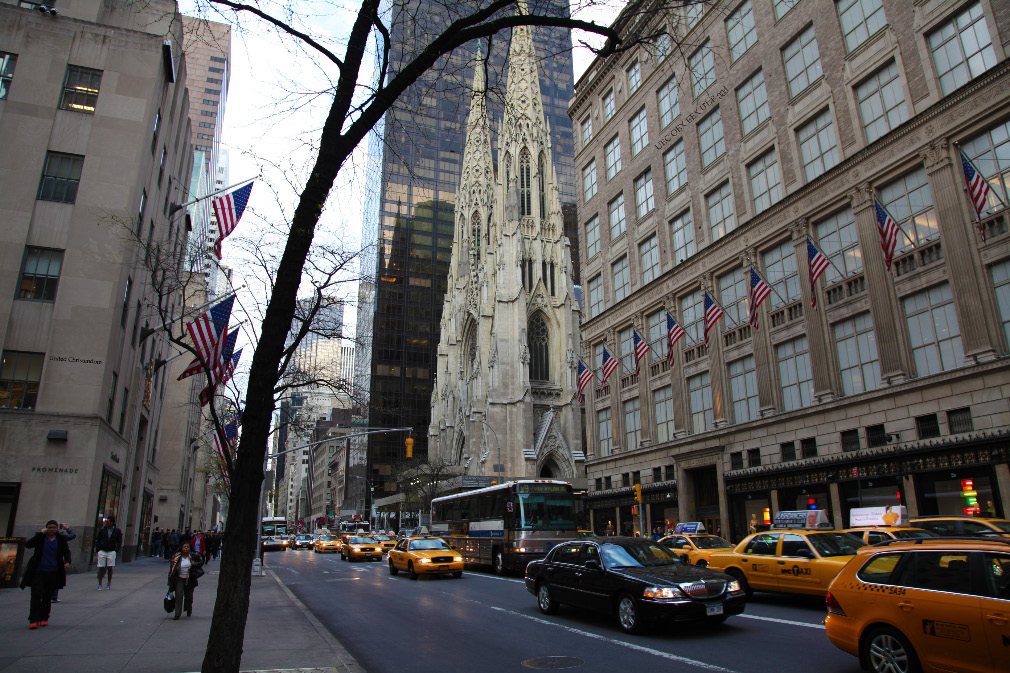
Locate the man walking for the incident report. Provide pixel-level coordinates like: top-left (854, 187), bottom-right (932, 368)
top-left (95, 516), bottom-right (122, 590)
top-left (150, 527), bottom-right (163, 558)
top-left (21, 520), bottom-right (71, 629)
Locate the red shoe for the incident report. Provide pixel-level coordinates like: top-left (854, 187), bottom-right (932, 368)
top-left (39, 621), bottom-right (48, 627)
top-left (29, 622), bottom-right (38, 629)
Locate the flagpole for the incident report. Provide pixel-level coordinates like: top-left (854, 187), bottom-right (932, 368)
top-left (875, 198), bottom-right (916, 249)
top-left (955, 142), bottom-right (1008, 209)
top-left (752, 267), bottom-right (791, 308)
top-left (168, 175), bottom-right (259, 216)
top-left (139, 285), bottom-right (246, 342)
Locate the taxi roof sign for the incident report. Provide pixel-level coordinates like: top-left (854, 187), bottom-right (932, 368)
top-left (772, 510), bottom-right (832, 530)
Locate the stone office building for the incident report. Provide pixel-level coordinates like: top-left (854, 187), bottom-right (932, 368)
top-left (572, 0), bottom-right (1010, 539)
top-left (0, 0), bottom-right (194, 568)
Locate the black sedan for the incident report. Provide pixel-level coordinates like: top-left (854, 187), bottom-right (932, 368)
top-left (291, 534), bottom-right (316, 550)
top-left (524, 537), bottom-right (747, 634)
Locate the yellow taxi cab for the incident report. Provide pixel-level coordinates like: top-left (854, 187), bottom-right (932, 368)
top-left (824, 536), bottom-right (1010, 673)
top-left (659, 534), bottom-right (735, 567)
top-left (388, 536), bottom-right (464, 579)
top-left (371, 534), bottom-right (396, 553)
top-left (706, 511), bottom-right (865, 598)
top-left (910, 514), bottom-right (1010, 538)
top-left (340, 536), bottom-right (383, 562)
top-left (313, 534), bottom-right (342, 553)
top-left (841, 527), bottom-right (937, 545)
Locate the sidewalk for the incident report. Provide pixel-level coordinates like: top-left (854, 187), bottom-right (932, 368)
top-left (0, 556), bottom-right (365, 673)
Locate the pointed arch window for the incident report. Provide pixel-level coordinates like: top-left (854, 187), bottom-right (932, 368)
top-left (529, 313), bottom-right (549, 381)
top-left (471, 210), bottom-right (481, 256)
top-left (538, 152), bottom-right (546, 217)
top-left (519, 150), bottom-right (532, 216)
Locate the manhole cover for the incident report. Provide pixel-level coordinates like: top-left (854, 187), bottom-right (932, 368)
top-left (521, 657), bottom-right (584, 669)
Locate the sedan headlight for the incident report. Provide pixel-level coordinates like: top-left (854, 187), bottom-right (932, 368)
top-left (453, 556), bottom-right (463, 563)
top-left (418, 557), bottom-right (432, 564)
top-left (642, 586), bottom-right (686, 599)
top-left (727, 580), bottom-right (742, 593)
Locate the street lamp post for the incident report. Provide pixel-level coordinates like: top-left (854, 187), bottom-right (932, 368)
top-left (470, 417), bottom-right (502, 483)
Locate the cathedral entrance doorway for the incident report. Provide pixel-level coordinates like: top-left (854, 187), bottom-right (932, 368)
top-left (539, 457), bottom-right (561, 479)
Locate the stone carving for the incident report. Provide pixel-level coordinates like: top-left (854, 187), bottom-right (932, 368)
top-left (919, 137), bottom-right (950, 171)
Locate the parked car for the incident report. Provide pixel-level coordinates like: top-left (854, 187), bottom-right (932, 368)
top-left (524, 537), bottom-right (747, 634)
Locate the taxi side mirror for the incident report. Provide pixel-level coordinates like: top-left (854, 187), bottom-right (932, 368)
top-left (584, 559), bottom-right (601, 571)
top-left (682, 544), bottom-right (692, 550)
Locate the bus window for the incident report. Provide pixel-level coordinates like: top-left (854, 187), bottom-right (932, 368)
top-left (516, 492), bottom-right (577, 530)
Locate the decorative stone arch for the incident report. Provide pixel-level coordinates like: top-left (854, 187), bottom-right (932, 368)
top-left (519, 148), bottom-right (532, 217)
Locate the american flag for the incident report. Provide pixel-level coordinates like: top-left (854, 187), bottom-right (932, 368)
top-left (576, 359), bottom-right (595, 403)
top-left (749, 267), bottom-right (771, 330)
top-left (600, 345), bottom-right (619, 386)
top-left (212, 420), bottom-right (238, 467)
top-left (960, 150), bottom-right (992, 241)
top-left (666, 312), bottom-right (684, 367)
top-left (185, 296), bottom-right (235, 374)
top-left (199, 348), bottom-right (242, 407)
top-left (703, 291), bottom-right (724, 348)
top-left (632, 329), bottom-right (651, 375)
top-left (873, 198), bottom-right (900, 271)
top-left (212, 182), bottom-right (254, 260)
top-left (178, 327), bottom-right (238, 381)
top-left (807, 238), bottom-right (830, 309)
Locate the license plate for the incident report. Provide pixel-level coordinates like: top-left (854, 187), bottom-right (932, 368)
top-left (439, 565), bottom-right (448, 570)
top-left (706, 604), bottom-right (724, 616)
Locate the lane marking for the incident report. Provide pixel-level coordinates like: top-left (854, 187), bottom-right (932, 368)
top-left (738, 614), bottom-right (825, 630)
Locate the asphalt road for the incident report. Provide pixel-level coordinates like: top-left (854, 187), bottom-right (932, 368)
top-left (268, 549), bottom-right (861, 673)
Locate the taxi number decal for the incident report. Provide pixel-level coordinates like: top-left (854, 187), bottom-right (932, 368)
top-left (922, 619), bottom-right (971, 642)
top-left (855, 583), bottom-right (906, 596)
top-left (781, 565), bottom-right (811, 576)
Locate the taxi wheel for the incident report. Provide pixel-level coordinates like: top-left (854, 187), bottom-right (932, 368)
top-left (407, 562), bottom-right (418, 580)
top-left (863, 626), bottom-right (921, 673)
top-left (617, 593), bottom-right (643, 634)
top-left (695, 560), bottom-right (708, 568)
top-left (727, 569), bottom-right (752, 600)
top-left (388, 559), bottom-right (398, 575)
top-left (536, 582), bottom-right (558, 615)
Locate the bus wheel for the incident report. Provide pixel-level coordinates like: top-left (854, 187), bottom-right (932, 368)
top-left (493, 550), bottom-right (505, 576)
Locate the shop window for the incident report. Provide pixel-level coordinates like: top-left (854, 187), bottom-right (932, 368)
top-left (781, 441), bottom-right (796, 462)
top-left (730, 452), bottom-right (743, 470)
top-left (747, 448), bottom-right (761, 467)
top-left (866, 424), bottom-right (887, 448)
top-left (916, 414), bottom-right (940, 440)
top-left (801, 437), bottom-right (817, 458)
top-left (841, 429), bottom-right (860, 452)
top-left (947, 407), bottom-right (973, 434)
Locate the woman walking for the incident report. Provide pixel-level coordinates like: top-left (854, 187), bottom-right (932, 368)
top-left (166, 541), bottom-right (203, 620)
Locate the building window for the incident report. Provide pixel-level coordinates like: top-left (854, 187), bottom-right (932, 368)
top-left (687, 2), bottom-right (705, 27)
top-left (654, 33), bottom-right (671, 62)
top-left (670, 210), bottom-right (695, 263)
top-left (586, 215), bottom-right (600, 258)
top-left (106, 372), bottom-right (117, 423)
top-left (202, 99), bottom-right (218, 106)
top-left (904, 282), bottom-right (964, 376)
top-left (663, 139), bottom-right (687, 195)
top-left (37, 151), bottom-right (84, 204)
top-left (783, 25), bottom-right (822, 97)
top-left (718, 267), bottom-right (748, 327)
top-left (0, 351), bottom-right (44, 410)
top-left (834, 312), bottom-right (880, 395)
top-left (582, 159), bottom-right (597, 201)
top-left (730, 452), bottom-right (744, 471)
top-left (609, 193), bottom-right (626, 239)
top-left (210, 55), bottom-right (227, 63)
top-left (612, 256), bottom-right (630, 302)
top-left (17, 247), bottom-right (64, 301)
top-left (121, 276), bottom-right (132, 328)
top-left (59, 65), bottom-right (102, 113)
top-left (519, 150), bottom-right (532, 216)
top-left (801, 437), bottom-right (817, 458)
top-left (665, 464), bottom-right (676, 481)
top-left (208, 66), bottom-right (225, 74)
top-left (595, 478), bottom-right (603, 492)
top-left (0, 51), bottom-right (17, 99)
top-left (813, 207), bottom-right (861, 282)
top-left (841, 429), bottom-right (860, 452)
top-left (927, 2), bottom-right (996, 96)
top-left (837, 0), bottom-right (886, 52)
top-left (648, 310), bottom-right (667, 362)
top-left (777, 336), bottom-right (813, 411)
top-left (634, 169), bottom-right (654, 218)
top-left (624, 398), bottom-right (641, 450)
top-left (588, 275), bottom-right (603, 318)
top-left (747, 448), bottom-right (761, 468)
top-left (880, 167), bottom-right (937, 253)
top-left (118, 387), bottom-right (129, 434)
top-left (729, 355), bottom-right (759, 423)
top-left (581, 115), bottom-right (593, 146)
top-left (658, 75), bottom-right (679, 128)
top-left (866, 424), bottom-right (888, 448)
top-left (737, 69), bottom-right (770, 136)
top-left (205, 88), bottom-right (221, 95)
top-left (781, 442), bottom-right (796, 462)
top-left (707, 182), bottom-right (735, 241)
top-left (652, 467), bottom-right (662, 483)
top-left (689, 42), bottom-right (716, 97)
top-left (626, 60), bottom-right (641, 94)
top-left (698, 107), bottom-right (725, 168)
top-left (962, 120), bottom-right (1010, 216)
top-left (604, 135), bottom-right (622, 179)
top-left (681, 289), bottom-right (704, 344)
top-left (688, 372), bottom-right (713, 433)
top-left (639, 235), bottom-right (660, 284)
top-left (916, 413), bottom-right (941, 440)
top-left (991, 260), bottom-right (1010, 345)
top-left (207, 77), bottom-right (222, 84)
top-left (947, 407), bottom-right (973, 434)
top-left (197, 133), bottom-right (214, 141)
top-left (797, 108), bottom-right (839, 182)
top-left (201, 110), bottom-right (217, 117)
top-left (603, 89), bottom-right (615, 120)
top-left (604, 475), bottom-right (612, 489)
top-left (748, 148), bottom-right (782, 215)
top-left (629, 107), bottom-right (649, 155)
top-left (598, 408), bottom-right (612, 456)
top-left (199, 121), bottom-right (215, 129)
top-left (855, 60), bottom-right (908, 144)
top-left (763, 239), bottom-right (800, 308)
top-left (528, 313), bottom-right (549, 381)
top-left (773, 0), bottom-right (799, 19)
top-left (726, 1), bottom-right (757, 61)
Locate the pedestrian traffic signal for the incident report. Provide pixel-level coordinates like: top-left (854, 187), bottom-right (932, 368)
top-left (633, 483), bottom-right (643, 503)
top-left (405, 436), bottom-right (414, 459)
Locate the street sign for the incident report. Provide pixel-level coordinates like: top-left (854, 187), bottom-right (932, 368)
top-left (462, 475), bottom-right (494, 488)
top-left (493, 464), bottom-right (505, 473)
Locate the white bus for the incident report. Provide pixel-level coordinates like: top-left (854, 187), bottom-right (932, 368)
top-left (261, 516), bottom-right (290, 551)
top-left (430, 480), bottom-right (578, 575)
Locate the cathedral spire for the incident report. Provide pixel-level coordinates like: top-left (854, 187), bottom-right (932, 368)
top-left (503, 0), bottom-right (547, 137)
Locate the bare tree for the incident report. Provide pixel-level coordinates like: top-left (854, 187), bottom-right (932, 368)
top-left (392, 454), bottom-right (465, 523)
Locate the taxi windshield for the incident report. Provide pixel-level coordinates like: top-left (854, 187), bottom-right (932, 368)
top-left (601, 542), bottom-right (678, 568)
top-left (349, 537), bottom-right (375, 544)
top-left (319, 535), bottom-right (337, 541)
top-left (374, 535), bottom-right (394, 541)
top-left (808, 533), bottom-right (865, 557)
top-left (692, 536), bottom-right (733, 549)
top-left (408, 539), bottom-right (451, 551)
top-left (892, 529), bottom-right (938, 539)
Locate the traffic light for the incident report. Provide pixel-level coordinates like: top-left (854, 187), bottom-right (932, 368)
top-left (405, 436), bottom-right (414, 459)
top-left (632, 483), bottom-right (643, 503)
top-left (960, 479), bottom-right (979, 516)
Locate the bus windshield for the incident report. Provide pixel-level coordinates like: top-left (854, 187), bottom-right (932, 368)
top-left (262, 523), bottom-right (287, 536)
top-left (515, 492), bottom-right (577, 530)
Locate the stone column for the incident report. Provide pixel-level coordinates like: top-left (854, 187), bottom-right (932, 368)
top-left (769, 488), bottom-right (779, 517)
top-left (921, 138), bottom-right (1000, 361)
top-left (668, 291), bottom-right (691, 436)
top-left (744, 247), bottom-right (777, 415)
top-left (828, 482), bottom-right (843, 529)
top-left (902, 475), bottom-right (919, 518)
top-left (850, 184), bottom-right (913, 382)
top-left (703, 274), bottom-right (730, 428)
top-left (793, 219), bottom-right (837, 401)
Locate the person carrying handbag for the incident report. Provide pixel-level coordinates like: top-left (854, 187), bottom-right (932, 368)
top-left (166, 542), bottom-right (204, 620)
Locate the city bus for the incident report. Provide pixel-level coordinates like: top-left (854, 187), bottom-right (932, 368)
top-left (335, 519), bottom-right (371, 542)
top-left (430, 480), bottom-right (578, 575)
top-left (261, 516), bottom-right (290, 551)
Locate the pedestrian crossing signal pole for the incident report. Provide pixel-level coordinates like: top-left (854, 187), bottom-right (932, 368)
top-left (633, 484), bottom-right (645, 535)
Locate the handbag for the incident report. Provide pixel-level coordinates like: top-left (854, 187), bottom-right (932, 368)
top-left (193, 566), bottom-right (205, 579)
top-left (163, 591), bottom-right (176, 613)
